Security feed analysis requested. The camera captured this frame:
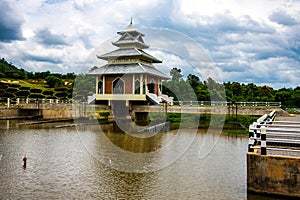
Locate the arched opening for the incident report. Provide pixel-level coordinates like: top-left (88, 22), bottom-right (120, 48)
top-left (148, 79), bottom-right (155, 94)
top-left (134, 79), bottom-right (140, 94)
top-left (112, 77), bottom-right (125, 94)
top-left (98, 81), bottom-right (103, 94)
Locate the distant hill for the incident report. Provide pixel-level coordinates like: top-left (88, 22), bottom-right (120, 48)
top-left (0, 58), bottom-right (27, 79)
top-left (0, 58), bottom-right (94, 101)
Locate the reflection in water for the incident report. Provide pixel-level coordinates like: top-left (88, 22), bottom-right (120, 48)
top-left (102, 124), bottom-right (164, 153)
top-left (0, 121), bottom-right (280, 199)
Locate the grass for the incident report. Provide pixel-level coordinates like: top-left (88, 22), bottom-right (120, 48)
top-left (151, 113), bottom-right (259, 135)
top-left (0, 78), bottom-right (73, 100)
top-left (223, 129), bottom-right (248, 135)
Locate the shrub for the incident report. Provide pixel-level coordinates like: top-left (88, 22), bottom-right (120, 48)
top-left (42, 90), bottom-right (54, 96)
top-left (6, 88), bottom-right (19, 93)
top-left (19, 86), bottom-right (30, 90)
top-left (54, 87), bottom-right (68, 92)
top-left (0, 92), bottom-right (15, 98)
top-left (28, 94), bottom-right (45, 99)
top-left (0, 83), bottom-right (9, 89)
top-left (30, 88), bottom-right (42, 93)
top-left (96, 110), bottom-right (110, 119)
top-left (55, 92), bottom-right (67, 98)
top-left (15, 90), bottom-right (30, 97)
top-left (10, 84), bottom-right (21, 88)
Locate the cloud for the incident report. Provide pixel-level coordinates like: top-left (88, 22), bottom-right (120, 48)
top-left (24, 53), bottom-right (62, 64)
top-left (0, 0), bottom-right (24, 42)
top-left (0, 0), bottom-right (299, 89)
top-left (269, 10), bottom-right (297, 26)
top-left (45, 0), bottom-right (67, 4)
top-left (34, 28), bottom-right (69, 46)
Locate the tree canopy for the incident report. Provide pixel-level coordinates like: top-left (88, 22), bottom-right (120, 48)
top-left (1, 59), bottom-right (299, 108)
top-left (163, 67), bottom-right (299, 108)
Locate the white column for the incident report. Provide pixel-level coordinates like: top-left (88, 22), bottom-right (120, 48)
top-left (103, 75), bottom-right (105, 94)
top-left (132, 74), bottom-right (135, 94)
top-left (96, 76), bottom-right (99, 94)
top-left (140, 74), bottom-right (143, 94)
top-left (145, 74), bottom-right (148, 94)
top-left (159, 78), bottom-right (162, 95)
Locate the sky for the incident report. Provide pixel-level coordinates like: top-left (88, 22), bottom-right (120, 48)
top-left (0, 0), bottom-right (299, 89)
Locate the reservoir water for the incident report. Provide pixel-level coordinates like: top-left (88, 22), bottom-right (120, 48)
top-left (0, 120), bottom-right (282, 199)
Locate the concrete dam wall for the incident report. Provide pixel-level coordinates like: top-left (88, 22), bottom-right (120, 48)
top-left (247, 153), bottom-right (300, 198)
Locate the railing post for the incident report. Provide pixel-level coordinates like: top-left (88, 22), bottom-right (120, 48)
top-left (260, 126), bottom-right (267, 155)
top-left (249, 124), bottom-right (254, 138)
top-left (248, 137), bottom-right (255, 152)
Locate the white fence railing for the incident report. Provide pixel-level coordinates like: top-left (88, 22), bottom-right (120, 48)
top-left (0, 97), bottom-right (281, 109)
top-left (248, 110), bottom-right (300, 155)
top-left (173, 101), bottom-right (281, 107)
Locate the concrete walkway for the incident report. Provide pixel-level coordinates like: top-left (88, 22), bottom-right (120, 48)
top-left (267, 114), bottom-right (300, 157)
top-left (276, 114), bottom-right (300, 121)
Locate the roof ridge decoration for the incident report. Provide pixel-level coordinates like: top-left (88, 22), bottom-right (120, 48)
top-left (126, 17), bottom-right (134, 30)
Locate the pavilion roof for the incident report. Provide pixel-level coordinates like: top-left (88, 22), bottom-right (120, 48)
top-left (111, 19), bottom-right (149, 49)
top-left (97, 48), bottom-right (162, 63)
top-left (87, 63), bottom-right (169, 79)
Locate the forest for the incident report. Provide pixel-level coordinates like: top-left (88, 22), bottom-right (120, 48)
top-left (163, 68), bottom-right (300, 108)
top-left (0, 58), bottom-right (299, 108)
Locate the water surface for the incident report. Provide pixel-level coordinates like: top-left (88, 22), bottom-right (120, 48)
top-left (0, 121), bottom-right (281, 199)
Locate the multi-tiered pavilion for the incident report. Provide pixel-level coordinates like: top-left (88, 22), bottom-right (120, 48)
top-left (88, 20), bottom-right (173, 114)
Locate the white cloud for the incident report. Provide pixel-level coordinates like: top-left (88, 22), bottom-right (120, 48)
top-left (0, 0), bottom-right (299, 89)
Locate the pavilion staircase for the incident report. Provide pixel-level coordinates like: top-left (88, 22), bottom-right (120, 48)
top-left (146, 93), bottom-right (173, 105)
top-left (87, 94), bottom-right (96, 104)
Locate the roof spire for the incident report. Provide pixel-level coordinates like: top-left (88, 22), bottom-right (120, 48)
top-left (126, 17), bottom-right (134, 30)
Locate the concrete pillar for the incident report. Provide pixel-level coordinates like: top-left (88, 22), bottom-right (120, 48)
top-left (140, 74), bottom-right (143, 94)
top-left (96, 75), bottom-right (98, 94)
top-left (145, 74), bottom-right (148, 94)
top-left (132, 74), bottom-right (135, 94)
top-left (261, 126), bottom-right (267, 155)
top-left (103, 75), bottom-right (105, 94)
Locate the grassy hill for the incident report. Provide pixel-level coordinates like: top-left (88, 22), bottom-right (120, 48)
top-left (0, 58), bottom-right (82, 101)
top-left (0, 78), bottom-right (73, 101)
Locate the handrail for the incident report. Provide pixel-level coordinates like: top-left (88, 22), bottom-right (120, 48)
top-left (248, 110), bottom-right (300, 155)
top-left (248, 110), bottom-right (277, 153)
top-left (173, 101), bottom-right (281, 107)
top-left (1, 97), bottom-right (281, 108)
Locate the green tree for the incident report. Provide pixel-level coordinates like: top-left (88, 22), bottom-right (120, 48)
top-left (170, 68), bottom-right (183, 81)
top-left (72, 74), bottom-right (95, 100)
top-left (257, 85), bottom-right (274, 101)
top-left (206, 77), bottom-right (226, 101)
top-left (46, 75), bottom-right (63, 88)
top-left (187, 74), bottom-right (200, 88)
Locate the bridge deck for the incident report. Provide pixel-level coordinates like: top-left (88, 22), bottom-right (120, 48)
top-left (267, 115), bottom-right (300, 155)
